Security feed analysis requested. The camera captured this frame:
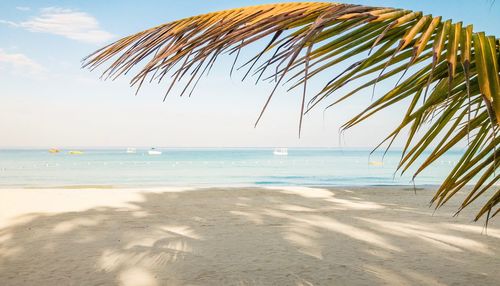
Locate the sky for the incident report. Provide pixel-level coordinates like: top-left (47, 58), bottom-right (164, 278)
top-left (0, 0), bottom-right (499, 148)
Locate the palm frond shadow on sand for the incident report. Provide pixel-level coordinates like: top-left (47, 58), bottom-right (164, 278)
top-left (1, 187), bottom-right (498, 285)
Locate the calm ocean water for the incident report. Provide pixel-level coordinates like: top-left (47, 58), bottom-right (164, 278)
top-left (0, 148), bottom-right (464, 188)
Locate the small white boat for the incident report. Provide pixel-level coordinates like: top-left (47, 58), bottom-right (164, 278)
top-left (273, 147), bottom-right (288, 156)
top-left (126, 148), bottom-right (137, 154)
top-left (148, 148), bottom-right (162, 155)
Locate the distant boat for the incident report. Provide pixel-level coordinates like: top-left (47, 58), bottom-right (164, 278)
top-left (69, 151), bottom-right (84, 155)
top-left (48, 148), bottom-right (60, 154)
top-left (126, 148), bottom-right (137, 154)
top-left (273, 148), bottom-right (288, 156)
top-left (148, 148), bottom-right (162, 155)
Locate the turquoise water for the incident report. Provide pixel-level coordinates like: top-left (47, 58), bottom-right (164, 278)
top-left (0, 148), bottom-right (463, 188)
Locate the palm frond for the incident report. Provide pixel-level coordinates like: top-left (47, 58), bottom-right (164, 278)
top-left (83, 2), bottom-right (500, 222)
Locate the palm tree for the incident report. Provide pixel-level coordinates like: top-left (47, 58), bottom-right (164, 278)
top-left (83, 2), bottom-right (499, 222)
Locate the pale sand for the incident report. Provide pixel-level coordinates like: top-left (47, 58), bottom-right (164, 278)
top-left (0, 186), bottom-right (499, 286)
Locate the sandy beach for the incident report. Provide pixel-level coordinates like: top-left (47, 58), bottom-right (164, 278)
top-left (0, 186), bottom-right (498, 286)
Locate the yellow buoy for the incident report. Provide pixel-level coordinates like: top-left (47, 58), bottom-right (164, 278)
top-left (69, 151), bottom-right (84, 155)
top-left (48, 148), bottom-right (60, 153)
top-left (369, 161), bottom-right (384, 166)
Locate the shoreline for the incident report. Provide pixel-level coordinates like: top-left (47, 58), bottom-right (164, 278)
top-left (1, 186), bottom-right (498, 285)
top-left (0, 183), bottom-right (455, 190)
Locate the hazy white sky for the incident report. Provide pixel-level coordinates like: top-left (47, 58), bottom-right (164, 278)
top-left (1, 0), bottom-right (499, 148)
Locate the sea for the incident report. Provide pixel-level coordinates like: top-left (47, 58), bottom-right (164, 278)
top-left (0, 148), bottom-right (468, 188)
